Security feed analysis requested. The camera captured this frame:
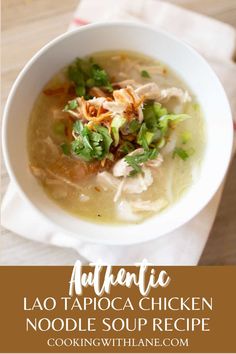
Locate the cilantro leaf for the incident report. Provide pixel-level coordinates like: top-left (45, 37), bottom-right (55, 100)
top-left (125, 149), bottom-right (158, 175)
top-left (67, 58), bottom-right (113, 98)
top-left (71, 122), bottom-right (113, 162)
top-left (95, 125), bottom-right (113, 156)
top-left (71, 139), bottom-right (92, 161)
top-left (91, 64), bottom-right (113, 92)
top-left (119, 141), bottom-right (135, 154)
top-left (137, 123), bottom-right (149, 150)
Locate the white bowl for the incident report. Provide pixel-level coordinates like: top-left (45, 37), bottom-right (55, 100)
top-left (2, 22), bottom-right (233, 245)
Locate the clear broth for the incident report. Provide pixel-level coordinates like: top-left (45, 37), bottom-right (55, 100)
top-left (28, 51), bottom-right (204, 224)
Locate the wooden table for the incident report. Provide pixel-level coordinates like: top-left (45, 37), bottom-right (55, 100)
top-left (1, 0), bottom-right (236, 265)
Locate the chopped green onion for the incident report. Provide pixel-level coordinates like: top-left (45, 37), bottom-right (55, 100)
top-left (159, 114), bottom-right (191, 134)
top-left (125, 149), bottom-right (158, 175)
top-left (181, 131), bottom-right (192, 144)
top-left (143, 102), bottom-right (167, 132)
top-left (137, 123), bottom-right (149, 150)
top-left (67, 58), bottom-right (113, 98)
top-left (141, 70), bottom-right (151, 78)
top-left (137, 123), bottom-right (155, 150)
top-left (173, 147), bottom-right (194, 161)
top-left (119, 141), bottom-right (135, 154)
top-left (153, 102), bottom-right (168, 118)
top-left (157, 137), bottom-right (166, 148)
top-left (91, 64), bottom-right (113, 92)
top-left (193, 103), bottom-right (200, 111)
top-left (111, 115), bottom-right (126, 146)
top-left (145, 131), bottom-right (154, 145)
top-left (129, 119), bottom-right (140, 133)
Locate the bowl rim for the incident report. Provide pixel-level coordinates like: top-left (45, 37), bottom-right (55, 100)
top-left (2, 21), bottom-right (234, 245)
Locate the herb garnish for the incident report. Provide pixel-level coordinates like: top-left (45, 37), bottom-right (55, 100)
top-left (71, 121), bottom-right (112, 161)
top-left (158, 114), bottom-right (191, 135)
top-left (125, 149), bottom-right (158, 175)
top-left (63, 99), bottom-right (78, 112)
top-left (181, 131), bottom-right (192, 144)
top-left (141, 70), bottom-right (151, 78)
top-left (60, 142), bottom-right (70, 155)
top-left (173, 147), bottom-right (195, 161)
top-left (111, 115), bottom-right (126, 146)
top-left (68, 58), bottom-right (113, 98)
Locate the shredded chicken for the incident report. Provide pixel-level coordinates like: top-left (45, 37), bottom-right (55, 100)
top-left (135, 82), bottom-right (161, 100)
top-left (135, 83), bottom-right (192, 104)
top-left (113, 179), bottom-right (125, 202)
top-left (112, 85), bottom-right (144, 122)
top-left (116, 197), bottom-right (168, 221)
top-left (123, 168), bottom-right (153, 194)
top-left (64, 74), bottom-right (193, 132)
top-left (30, 166), bottom-right (47, 179)
top-left (112, 79), bottom-right (140, 89)
top-left (135, 64), bottom-right (166, 75)
top-left (87, 97), bottom-right (107, 107)
top-left (66, 109), bottom-right (81, 119)
top-left (89, 87), bottom-right (108, 98)
top-left (97, 166), bottom-right (153, 202)
top-left (160, 87), bottom-right (192, 103)
top-left (29, 53), bottom-right (198, 224)
top-left (112, 149), bottom-right (143, 178)
top-left (161, 132), bottom-right (177, 155)
top-left (146, 154), bottom-right (163, 168)
top-left (103, 101), bottom-right (125, 115)
top-left (96, 171), bottom-right (120, 191)
top-left (117, 200), bottom-right (141, 222)
top-left (129, 198), bottom-right (168, 212)
top-left (79, 194), bottom-right (90, 202)
top-left (44, 136), bottom-right (60, 157)
top-left (113, 148), bottom-right (163, 178)
top-left (67, 82), bottom-right (191, 128)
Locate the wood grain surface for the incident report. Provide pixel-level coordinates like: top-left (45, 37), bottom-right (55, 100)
top-left (1, 0), bottom-right (236, 265)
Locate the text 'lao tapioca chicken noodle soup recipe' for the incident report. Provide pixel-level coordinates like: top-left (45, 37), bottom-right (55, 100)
top-left (28, 51), bottom-right (204, 224)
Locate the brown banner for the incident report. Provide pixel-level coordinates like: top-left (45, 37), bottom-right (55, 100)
top-left (0, 266), bottom-right (235, 353)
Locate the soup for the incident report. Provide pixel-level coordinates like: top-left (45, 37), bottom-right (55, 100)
top-left (28, 51), bottom-right (204, 224)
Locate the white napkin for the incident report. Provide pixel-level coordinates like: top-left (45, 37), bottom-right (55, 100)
top-left (2, 0), bottom-right (236, 265)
